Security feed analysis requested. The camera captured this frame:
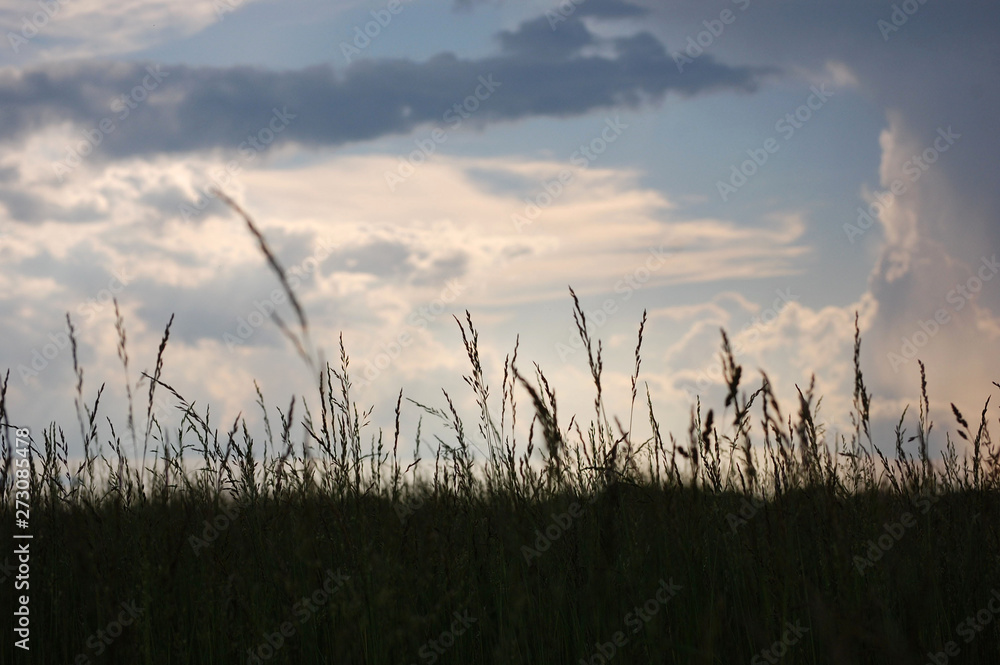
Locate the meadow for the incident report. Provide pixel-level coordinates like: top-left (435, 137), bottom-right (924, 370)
top-left (2, 198), bottom-right (998, 664)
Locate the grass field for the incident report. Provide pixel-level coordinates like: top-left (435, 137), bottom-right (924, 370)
top-left (2, 200), bottom-right (998, 664)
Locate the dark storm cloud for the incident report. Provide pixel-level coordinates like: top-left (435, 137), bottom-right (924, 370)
top-left (0, 13), bottom-right (768, 162)
top-left (497, 16), bottom-right (595, 59)
top-left (626, 0), bottom-right (1000, 406)
top-left (455, 0), bottom-right (647, 18)
top-left (691, 0), bottom-right (1000, 308)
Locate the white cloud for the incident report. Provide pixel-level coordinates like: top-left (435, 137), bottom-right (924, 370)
top-left (0, 146), bottom-right (822, 457)
top-left (3, 121), bottom-right (994, 465)
top-left (1, 0), bottom-right (268, 61)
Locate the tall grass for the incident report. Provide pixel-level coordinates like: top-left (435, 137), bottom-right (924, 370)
top-left (2, 201), bottom-right (998, 664)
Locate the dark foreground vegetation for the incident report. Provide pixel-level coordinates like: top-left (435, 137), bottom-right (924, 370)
top-left (2, 199), bottom-right (998, 664)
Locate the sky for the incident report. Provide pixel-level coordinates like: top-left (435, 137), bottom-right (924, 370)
top-left (1, 0), bottom-right (998, 467)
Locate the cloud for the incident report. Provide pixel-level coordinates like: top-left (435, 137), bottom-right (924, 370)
top-left (456, 0), bottom-right (647, 17)
top-left (8, 0), bottom-right (996, 463)
top-left (0, 142), bottom-right (820, 441)
top-left (626, 0), bottom-right (1000, 453)
top-left (497, 16), bottom-right (596, 59)
top-left (573, 0), bottom-right (649, 18)
top-left (0, 0), bottom-right (268, 61)
top-left (0, 15), bottom-right (770, 167)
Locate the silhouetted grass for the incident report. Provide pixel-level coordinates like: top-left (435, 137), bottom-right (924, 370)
top-left (2, 202), bottom-right (998, 665)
